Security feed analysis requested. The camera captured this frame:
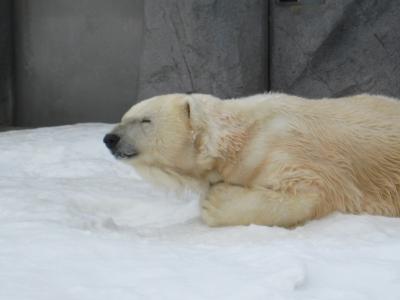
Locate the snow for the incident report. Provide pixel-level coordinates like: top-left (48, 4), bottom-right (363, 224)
top-left (1, 124), bottom-right (400, 300)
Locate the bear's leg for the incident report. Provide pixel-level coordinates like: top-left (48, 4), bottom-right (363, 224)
top-left (201, 183), bottom-right (319, 227)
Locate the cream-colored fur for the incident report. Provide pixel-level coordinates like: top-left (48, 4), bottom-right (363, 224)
top-left (108, 93), bottom-right (400, 227)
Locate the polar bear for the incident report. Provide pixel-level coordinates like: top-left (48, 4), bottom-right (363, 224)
top-left (104, 93), bottom-right (400, 227)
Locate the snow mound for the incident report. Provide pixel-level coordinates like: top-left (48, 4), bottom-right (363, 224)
top-left (1, 124), bottom-right (400, 300)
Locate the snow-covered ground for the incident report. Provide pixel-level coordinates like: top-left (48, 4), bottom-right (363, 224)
top-left (1, 124), bottom-right (400, 300)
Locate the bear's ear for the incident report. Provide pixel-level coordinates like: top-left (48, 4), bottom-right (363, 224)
top-left (186, 93), bottom-right (249, 164)
top-left (186, 93), bottom-right (250, 165)
top-left (186, 94), bottom-right (222, 157)
top-left (186, 94), bottom-right (220, 128)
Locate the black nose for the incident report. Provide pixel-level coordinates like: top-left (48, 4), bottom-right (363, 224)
top-left (103, 134), bottom-right (120, 149)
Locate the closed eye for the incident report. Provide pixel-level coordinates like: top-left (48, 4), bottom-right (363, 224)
top-left (141, 118), bottom-right (151, 123)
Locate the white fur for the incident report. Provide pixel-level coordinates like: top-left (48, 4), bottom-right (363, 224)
top-left (109, 92), bottom-right (400, 227)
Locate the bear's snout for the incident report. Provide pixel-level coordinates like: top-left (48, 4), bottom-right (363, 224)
top-left (103, 134), bottom-right (120, 150)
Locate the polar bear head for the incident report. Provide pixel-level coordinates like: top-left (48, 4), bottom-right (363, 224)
top-left (104, 93), bottom-right (228, 190)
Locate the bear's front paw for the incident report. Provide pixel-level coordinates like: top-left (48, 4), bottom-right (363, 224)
top-left (200, 192), bottom-right (223, 227)
top-left (201, 183), bottom-right (242, 227)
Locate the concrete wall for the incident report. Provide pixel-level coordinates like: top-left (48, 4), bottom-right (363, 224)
top-left (14, 0), bottom-right (144, 126)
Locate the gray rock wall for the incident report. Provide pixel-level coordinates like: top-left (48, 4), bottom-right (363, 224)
top-left (2, 0), bottom-right (400, 126)
top-left (137, 0), bottom-right (266, 100)
top-left (271, 0), bottom-right (400, 98)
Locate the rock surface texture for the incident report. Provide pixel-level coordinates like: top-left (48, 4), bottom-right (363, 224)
top-left (137, 0), bottom-right (266, 100)
top-left (271, 0), bottom-right (400, 98)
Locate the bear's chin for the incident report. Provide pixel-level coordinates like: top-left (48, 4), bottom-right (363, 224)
top-left (112, 150), bottom-right (139, 159)
top-left (130, 163), bottom-right (208, 195)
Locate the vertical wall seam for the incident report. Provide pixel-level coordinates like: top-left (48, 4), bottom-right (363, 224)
top-left (9, 0), bottom-right (17, 126)
top-left (266, 0), bottom-right (272, 91)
